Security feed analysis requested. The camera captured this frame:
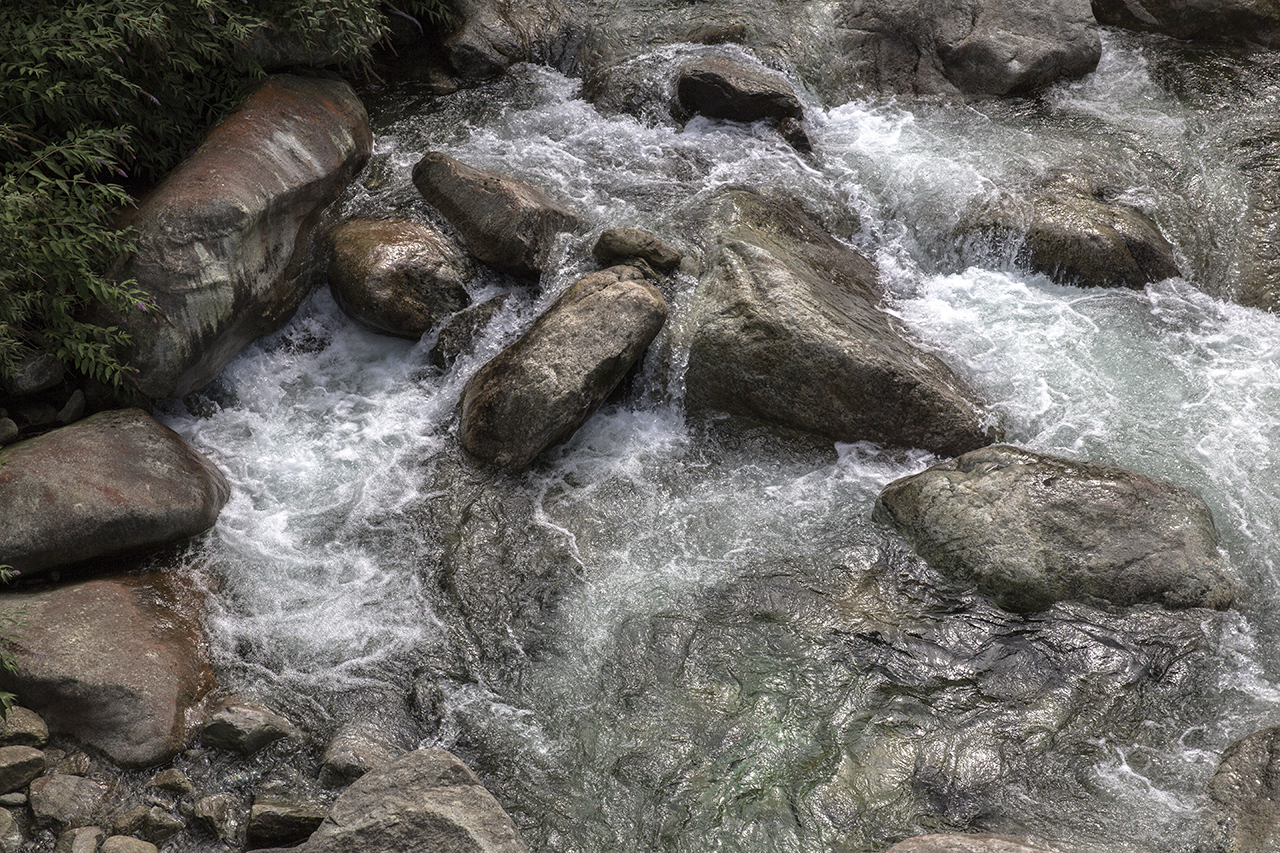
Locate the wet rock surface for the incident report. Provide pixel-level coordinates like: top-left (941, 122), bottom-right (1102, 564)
top-left (1091, 0), bottom-right (1280, 45)
top-left (428, 295), bottom-right (513, 370)
top-left (29, 775), bottom-right (115, 830)
top-left (201, 699), bottom-right (301, 756)
top-left (248, 796), bottom-right (327, 847)
top-left (0, 706), bottom-right (49, 747)
top-left (592, 227), bottom-right (683, 273)
top-left (0, 746), bottom-right (44, 794)
top-left (674, 55), bottom-right (803, 123)
top-left (444, 0), bottom-right (581, 80)
top-left (325, 218), bottom-right (472, 338)
top-left (111, 74), bottom-right (372, 399)
top-left (257, 749), bottom-right (528, 853)
top-left (882, 834), bottom-right (1061, 853)
top-left (684, 189), bottom-right (996, 456)
top-left (53, 826), bottom-right (105, 853)
top-left (461, 265), bottom-right (667, 470)
top-left (1202, 725), bottom-right (1280, 853)
top-left (413, 152), bottom-right (583, 279)
top-left (0, 573), bottom-right (214, 767)
top-left (875, 444), bottom-right (1234, 612)
top-left (0, 408), bottom-right (230, 577)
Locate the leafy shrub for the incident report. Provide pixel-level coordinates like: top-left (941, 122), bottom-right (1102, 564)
top-left (1, 0), bottom-right (449, 390)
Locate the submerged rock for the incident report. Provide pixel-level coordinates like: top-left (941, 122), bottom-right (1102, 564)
top-left (256, 749), bottom-right (528, 853)
top-left (0, 408), bottom-right (230, 577)
top-left (326, 218), bottom-right (472, 339)
top-left (835, 0), bottom-right (1100, 96)
top-left (0, 573), bottom-right (214, 767)
top-left (112, 75), bottom-right (372, 399)
top-left (461, 265), bottom-right (667, 470)
top-left (883, 835), bottom-right (1061, 853)
top-left (428, 295), bottom-right (513, 370)
top-left (1091, 0), bottom-right (1280, 45)
top-left (1023, 178), bottom-right (1181, 288)
top-left (1202, 725), bottom-right (1280, 853)
top-left (684, 189), bottom-right (996, 456)
top-left (413, 152), bottom-right (583, 279)
top-left (874, 444), bottom-right (1234, 612)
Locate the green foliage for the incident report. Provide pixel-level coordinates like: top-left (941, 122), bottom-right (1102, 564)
top-left (0, 0), bottom-right (450, 391)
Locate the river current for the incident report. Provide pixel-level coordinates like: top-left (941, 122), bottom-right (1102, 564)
top-left (159, 28), bottom-right (1280, 853)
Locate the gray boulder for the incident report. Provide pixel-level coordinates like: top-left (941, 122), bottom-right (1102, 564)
top-left (1023, 178), bottom-right (1180, 288)
top-left (835, 0), bottom-right (1100, 96)
top-left (258, 749), bottom-right (528, 853)
top-left (874, 444), bottom-right (1235, 613)
top-left (0, 408), bottom-right (230, 577)
top-left (593, 227), bottom-right (683, 273)
top-left (1202, 726), bottom-right (1280, 853)
top-left (201, 698), bottom-right (299, 755)
top-left (112, 75), bottom-right (372, 399)
top-left (684, 189), bottom-right (996, 456)
top-left (1092, 0), bottom-right (1280, 45)
top-left (326, 218), bottom-right (472, 339)
top-left (882, 835), bottom-right (1060, 853)
top-left (0, 573), bottom-right (214, 767)
top-left (461, 265), bottom-right (668, 470)
top-left (674, 56), bottom-right (803, 123)
top-left (443, 0), bottom-right (580, 79)
top-left (413, 152), bottom-right (583, 279)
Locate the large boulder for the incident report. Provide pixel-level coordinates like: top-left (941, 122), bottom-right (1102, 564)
top-left (0, 572), bottom-right (215, 767)
top-left (443, 0), bottom-right (581, 79)
top-left (674, 56), bottom-right (803, 123)
top-left (684, 189), bottom-right (996, 456)
top-left (412, 152), bottom-right (583, 280)
top-left (326, 218), bottom-right (472, 338)
top-left (835, 0), bottom-right (1101, 96)
top-left (0, 408), bottom-right (230, 578)
top-left (1202, 726), bottom-right (1280, 853)
top-left (873, 444), bottom-right (1235, 613)
top-left (882, 835), bottom-right (1061, 853)
top-left (1091, 0), bottom-right (1280, 45)
top-left (461, 265), bottom-right (667, 470)
top-left (1022, 178), bottom-right (1181, 288)
top-left (112, 75), bottom-right (372, 399)
top-left (257, 749), bottom-right (527, 853)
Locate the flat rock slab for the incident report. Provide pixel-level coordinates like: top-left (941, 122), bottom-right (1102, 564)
top-left (883, 835), bottom-right (1061, 853)
top-left (461, 265), bottom-right (667, 470)
top-left (0, 573), bottom-right (214, 767)
top-left (413, 152), bottom-right (583, 279)
top-left (1203, 725), bottom-right (1280, 853)
top-left (114, 74), bottom-right (372, 399)
top-left (685, 189), bottom-right (996, 456)
top-left (262, 749), bottom-right (527, 853)
top-left (874, 444), bottom-right (1235, 613)
top-left (0, 408), bottom-right (229, 577)
top-left (326, 218), bottom-right (472, 339)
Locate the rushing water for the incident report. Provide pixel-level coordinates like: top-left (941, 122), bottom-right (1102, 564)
top-left (159, 27), bottom-right (1280, 853)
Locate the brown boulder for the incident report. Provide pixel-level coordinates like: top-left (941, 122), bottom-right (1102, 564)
top-left (326, 218), bottom-right (472, 339)
top-left (0, 408), bottom-right (230, 578)
top-left (412, 152), bottom-right (582, 279)
top-left (0, 573), bottom-right (214, 767)
top-left (112, 75), bottom-right (372, 399)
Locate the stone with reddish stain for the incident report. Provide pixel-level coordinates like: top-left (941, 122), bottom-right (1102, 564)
top-left (108, 75), bottom-right (372, 399)
top-left (0, 573), bottom-right (214, 768)
top-left (0, 408), bottom-right (229, 577)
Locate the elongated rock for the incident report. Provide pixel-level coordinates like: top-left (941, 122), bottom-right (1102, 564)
top-left (874, 444), bottom-right (1234, 612)
top-left (413, 152), bottom-right (582, 279)
top-left (0, 408), bottom-right (230, 577)
top-left (0, 573), bottom-right (214, 767)
top-left (112, 75), bottom-right (372, 399)
top-left (882, 835), bottom-right (1060, 853)
top-left (685, 189), bottom-right (995, 456)
top-left (1091, 0), bottom-right (1280, 45)
top-left (461, 266), bottom-right (667, 470)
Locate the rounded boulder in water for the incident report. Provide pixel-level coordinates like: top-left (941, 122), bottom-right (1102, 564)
top-left (873, 444), bottom-right (1235, 613)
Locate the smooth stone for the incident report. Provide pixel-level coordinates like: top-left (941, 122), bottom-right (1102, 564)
top-left (53, 825), bottom-right (105, 853)
top-left (592, 227), bottom-right (682, 273)
top-left (0, 705), bottom-right (49, 747)
top-left (326, 218), bottom-right (472, 339)
top-left (0, 745), bottom-right (44, 793)
top-left (111, 75), bottom-right (372, 399)
top-left (685, 189), bottom-right (997, 456)
top-left (0, 573), bottom-right (214, 768)
top-left (201, 698), bottom-right (299, 755)
top-left (412, 152), bottom-right (582, 279)
top-left (460, 266), bottom-right (667, 470)
top-left (29, 774), bottom-right (114, 830)
top-left (0, 408), bottom-right (230, 577)
top-left (874, 444), bottom-right (1235, 613)
top-left (674, 55), bottom-right (803, 123)
top-left (0, 808), bottom-right (20, 853)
